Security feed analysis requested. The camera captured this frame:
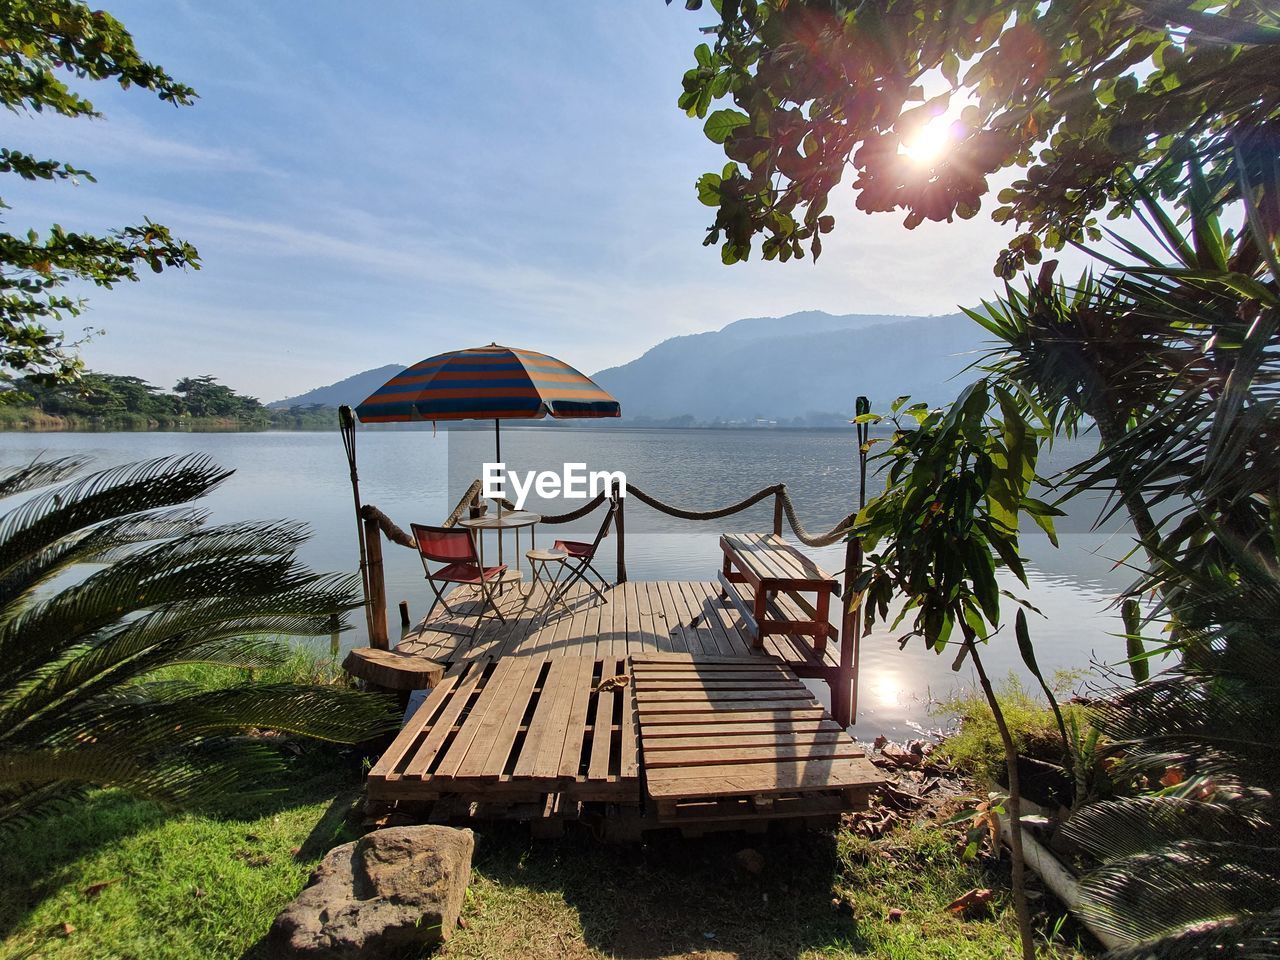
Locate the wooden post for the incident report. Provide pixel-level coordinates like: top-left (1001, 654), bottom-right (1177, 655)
top-left (398, 600), bottom-right (411, 629)
top-left (614, 482), bottom-right (627, 583)
top-left (837, 534), bottom-right (863, 726)
top-left (363, 516), bottom-right (390, 649)
top-left (772, 487), bottom-right (784, 537)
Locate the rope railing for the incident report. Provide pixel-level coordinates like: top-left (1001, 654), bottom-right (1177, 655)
top-left (626, 481), bottom-right (856, 548)
top-left (359, 504), bottom-right (415, 549)
top-left (358, 475), bottom-right (864, 723)
top-left (371, 479), bottom-right (857, 550)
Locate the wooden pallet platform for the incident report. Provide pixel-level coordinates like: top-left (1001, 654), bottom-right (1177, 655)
top-left (630, 654), bottom-right (884, 822)
top-left (396, 579), bottom-right (847, 668)
top-left (367, 655), bottom-right (637, 804)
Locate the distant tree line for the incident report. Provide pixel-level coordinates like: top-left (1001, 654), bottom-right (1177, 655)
top-left (0, 372), bottom-right (334, 431)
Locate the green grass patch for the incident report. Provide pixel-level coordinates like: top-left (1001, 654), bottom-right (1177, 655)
top-left (934, 674), bottom-right (1089, 781)
top-left (2, 782), bottom-right (1094, 960)
top-left (0, 748), bottom-right (365, 960)
top-left (447, 820), bottom-right (1091, 959)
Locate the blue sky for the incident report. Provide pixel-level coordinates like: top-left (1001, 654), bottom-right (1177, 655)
top-left (3, 1), bottom-right (1098, 402)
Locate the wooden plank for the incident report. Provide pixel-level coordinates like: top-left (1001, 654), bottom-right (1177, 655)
top-left (688, 580), bottom-right (751, 656)
top-left (513, 657), bottom-right (578, 780)
top-left (633, 679), bottom-right (800, 692)
top-left (641, 719), bottom-right (841, 738)
top-left (457, 655), bottom-right (546, 780)
top-left (660, 579), bottom-right (701, 654)
top-left (587, 657), bottom-right (620, 781)
top-left (557, 656), bottom-right (598, 779)
top-left (635, 688), bottom-right (816, 704)
top-left (620, 663), bottom-right (638, 781)
top-left (367, 669), bottom-right (461, 779)
top-left (644, 742), bottom-right (864, 768)
top-left (677, 579), bottom-right (730, 655)
top-left (436, 657), bottom-right (528, 779)
top-left (642, 731), bottom-right (847, 750)
top-left (634, 708), bottom-right (827, 724)
top-left (636, 698), bottom-right (822, 714)
top-left (400, 662), bottom-right (490, 778)
top-left (615, 580), bottom-right (632, 657)
top-left (646, 757), bottom-right (882, 798)
top-left (642, 582), bottom-right (662, 655)
top-left (631, 652), bottom-right (784, 665)
top-left (717, 570), bottom-right (759, 641)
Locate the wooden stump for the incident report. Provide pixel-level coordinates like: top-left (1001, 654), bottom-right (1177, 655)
top-left (343, 647), bottom-right (444, 691)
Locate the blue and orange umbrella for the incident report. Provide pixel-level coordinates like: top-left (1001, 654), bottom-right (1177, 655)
top-left (353, 343), bottom-right (620, 462)
top-left (338, 344), bottom-right (620, 637)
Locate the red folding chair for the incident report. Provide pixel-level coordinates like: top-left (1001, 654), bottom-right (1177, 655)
top-left (410, 523), bottom-right (507, 639)
top-left (549, 499), bottom-right (617, 607)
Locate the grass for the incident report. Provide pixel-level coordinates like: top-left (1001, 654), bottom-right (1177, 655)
top-left (934, 674), bottom-right (1090, 782)
top-left (446, 817), bottom-right (1091, 959)
top-left (0, 749), bottom-right (366, 960)
top-left (3, 788), bottom-right (1093, 960)
top-left (1, 653), bottom-right (1095, 959)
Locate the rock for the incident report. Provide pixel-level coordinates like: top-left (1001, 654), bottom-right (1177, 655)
top-left (734, 847), bottom-right (765, 876)
top-left (270, 825), bottom-right (474, 958)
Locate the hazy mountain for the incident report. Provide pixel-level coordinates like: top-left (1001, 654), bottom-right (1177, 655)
top-left (270, 363), bottom-right (406, 409)
top-left (591, 310), bottom-right (987, 423)
top-left (272, 310), bottom-right (989, 423)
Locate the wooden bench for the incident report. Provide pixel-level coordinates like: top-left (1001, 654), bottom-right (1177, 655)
top-left (718, 532), bottom-right (837, 652)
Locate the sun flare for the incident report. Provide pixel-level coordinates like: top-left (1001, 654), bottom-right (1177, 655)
top-left (900, 116), bottom-right (956, 166)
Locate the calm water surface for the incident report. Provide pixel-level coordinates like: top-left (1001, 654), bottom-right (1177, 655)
top-left (1, 427), bottom-right (1142, 738)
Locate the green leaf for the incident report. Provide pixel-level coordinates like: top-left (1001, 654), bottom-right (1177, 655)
top-left (703, 108), bottom-right (750, 144)
top-left (695, 172), bottom-right (722, 206)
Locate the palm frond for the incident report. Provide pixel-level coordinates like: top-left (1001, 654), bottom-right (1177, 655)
top-left (0, 456), bottom-right (88, 500)
top-left (0, 455), bottom-right (232, 584)
top-left (0, 454), bottom-right (394, 831)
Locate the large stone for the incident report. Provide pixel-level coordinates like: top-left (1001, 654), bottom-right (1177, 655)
top-left (270, 825), bottom-right (474, 958)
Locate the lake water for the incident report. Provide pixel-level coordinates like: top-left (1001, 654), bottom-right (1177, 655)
top-left (0, 427), bottom-right (1142, 739)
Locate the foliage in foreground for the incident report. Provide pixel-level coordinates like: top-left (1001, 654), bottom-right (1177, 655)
top-left (674, 0), bottom-right (1278, 276)
top-left (1060, 548), bottom-right (1280, 953)
top-left (0, 454), bottom-right (397, 830)
top-left (1, 0), bottom-right (200, 387)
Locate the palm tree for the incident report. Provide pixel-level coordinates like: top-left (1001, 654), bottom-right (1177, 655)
top-left (1061, 542), bottom-right (1280, 955)
top-left (0, 453), bottom-right (396, 830)
top-left (971, 153), bottom-right (1279, 954)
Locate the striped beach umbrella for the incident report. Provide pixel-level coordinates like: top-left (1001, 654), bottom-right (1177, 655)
top-left (354, 343), bottom-right (620, 462)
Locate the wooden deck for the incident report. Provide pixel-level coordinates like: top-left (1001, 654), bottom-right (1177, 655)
top-left (364, 580), bottom-right (880, 836)
top-left (396, 579), bottom-right (844, 671)
top-left (368, 654), bottom-right (637, 803)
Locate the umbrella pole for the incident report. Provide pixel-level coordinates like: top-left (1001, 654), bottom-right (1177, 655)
top-left (339, 405), bottom-right (375, 643)
top-left (494, 418), bottom-right (502, 517)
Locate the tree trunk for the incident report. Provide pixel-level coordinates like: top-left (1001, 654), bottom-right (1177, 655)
top-left (968, 638), bottom-right (1036, 960)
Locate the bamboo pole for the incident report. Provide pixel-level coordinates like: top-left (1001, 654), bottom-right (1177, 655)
top-left (338, 405), bottom-right (375, 643)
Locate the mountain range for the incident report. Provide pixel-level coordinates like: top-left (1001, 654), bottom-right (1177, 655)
top-left (270, 311), bottom-right (989, 423)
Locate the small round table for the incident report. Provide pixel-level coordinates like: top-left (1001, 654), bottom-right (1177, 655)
top-left (457, 510), bottom-right (541, 583)
top-left (517, 548), bottom-right (571, 622)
